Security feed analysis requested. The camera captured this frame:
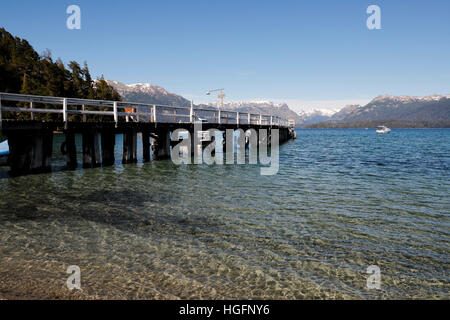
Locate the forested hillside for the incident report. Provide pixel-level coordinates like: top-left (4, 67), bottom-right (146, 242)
top-left (0, 28), bottom-right (121, 120)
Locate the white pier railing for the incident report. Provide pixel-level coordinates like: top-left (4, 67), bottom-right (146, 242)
top-left (0, 92), bottom-right (290, 127)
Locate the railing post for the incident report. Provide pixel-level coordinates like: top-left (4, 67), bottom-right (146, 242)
top-left (270, 116), bottom-right (273, 126)
top-left (190, 100), bottom-right (194, 123)
top-left (30, 101), bottom-right (34, 120)
top-left (63, 98), bottom-right (68, 123)
top-left (82, 104), bottom-right (86, 122)
top-left (236, 112), bottom-right (239, 125)
top-left (113, 102), bottom-right (118, 124)
top-left (152, 105), bottom-right (157, 123)
top-left (218, 109), bottom-right (221, 124)
top-left (259, 114), bottom-right (262, 125)
top-left (248, 113), bottom-right (251, 125)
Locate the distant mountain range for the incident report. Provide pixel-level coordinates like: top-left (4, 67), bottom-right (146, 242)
top-left (307, 94), bottom-right (450, 128)
top-left (106, 80), bottom-right (191, 108)
top-left (333, 94), bottom-right (450, 122)
top-left (106, 80), bottom-right (450, 128)
top-left (106, 80), bottom-right (304, 124)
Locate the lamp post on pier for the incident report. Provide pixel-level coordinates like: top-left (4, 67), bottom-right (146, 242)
top-left (206, 88), bottom-right (225, 124)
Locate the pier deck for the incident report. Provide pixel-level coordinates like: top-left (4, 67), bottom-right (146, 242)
top-left (0, 92), bottom-right (295, 174)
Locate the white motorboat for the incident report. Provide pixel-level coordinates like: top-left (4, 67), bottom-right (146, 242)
top-left (376, 126), bottom-right (391, 134)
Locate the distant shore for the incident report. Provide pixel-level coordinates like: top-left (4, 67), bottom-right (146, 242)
top-left (304, 120), bottom-right (450, 129)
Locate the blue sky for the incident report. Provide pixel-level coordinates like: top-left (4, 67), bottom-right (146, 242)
top-left (1, 0), bottom-right (449, 112)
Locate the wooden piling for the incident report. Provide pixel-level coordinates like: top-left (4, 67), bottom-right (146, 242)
top-left (101, 130), bottom-right (116, 166)
top-left (82, 130), bottom-right (100, 168)
top-left (152, 129), bottom-right (170, 160)
top-left (223, 129), bottom-right (234, 164)
top-left (207, 134), bottom-right (216, 156)
top-left (122, 129), bottom-right (137, 164)
top-left (7, 130), bottom-right (53, 175)
top-left (35, 131), bottom-right (52, 172)
top-left (190, 130), bottom-right (200, 157)
top-left (142, 131), bottom-right (151, 162)
top-left (65, 132), bottom-right (77, 169)
top-left (7, 133), bottom-right (31, 175)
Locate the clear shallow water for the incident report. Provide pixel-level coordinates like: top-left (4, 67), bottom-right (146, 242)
top-left (0, 129), bottom-right (449, 299)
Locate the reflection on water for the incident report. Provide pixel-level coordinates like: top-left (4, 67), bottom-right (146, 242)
top-left (0, 129), bottom-right (449, 299)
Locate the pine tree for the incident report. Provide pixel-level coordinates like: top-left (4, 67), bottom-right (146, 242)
top-left (82, 61), bottom-right (94, 99)
top-left (68, 61), bottom-right (84, 98)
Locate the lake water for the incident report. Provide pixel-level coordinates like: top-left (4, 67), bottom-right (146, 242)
top-left (0, 129), bottom-right (449, 299)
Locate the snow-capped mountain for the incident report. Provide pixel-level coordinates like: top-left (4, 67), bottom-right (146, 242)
top-left (199, 100), bottom-right (304, 125)
top-left (203, 100), bottom-right (289, 111)
top-left (336, 94), bottom-right (450, 122)
top-left (297, 109), bottom-right (334, 125)
top-left (329, 104), bottom-right (361, 121)
top-left (297, 94), bottom-right (450, 126)
top-left (106, 80), bottom-right (191, 108)
top-left (307, 94), bottom-right (450, 128)
top-left (371, 94), bottom-right (450, 104)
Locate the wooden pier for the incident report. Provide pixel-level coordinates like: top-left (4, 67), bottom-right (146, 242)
top-left (0, 92), bottom-right (295, 175)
